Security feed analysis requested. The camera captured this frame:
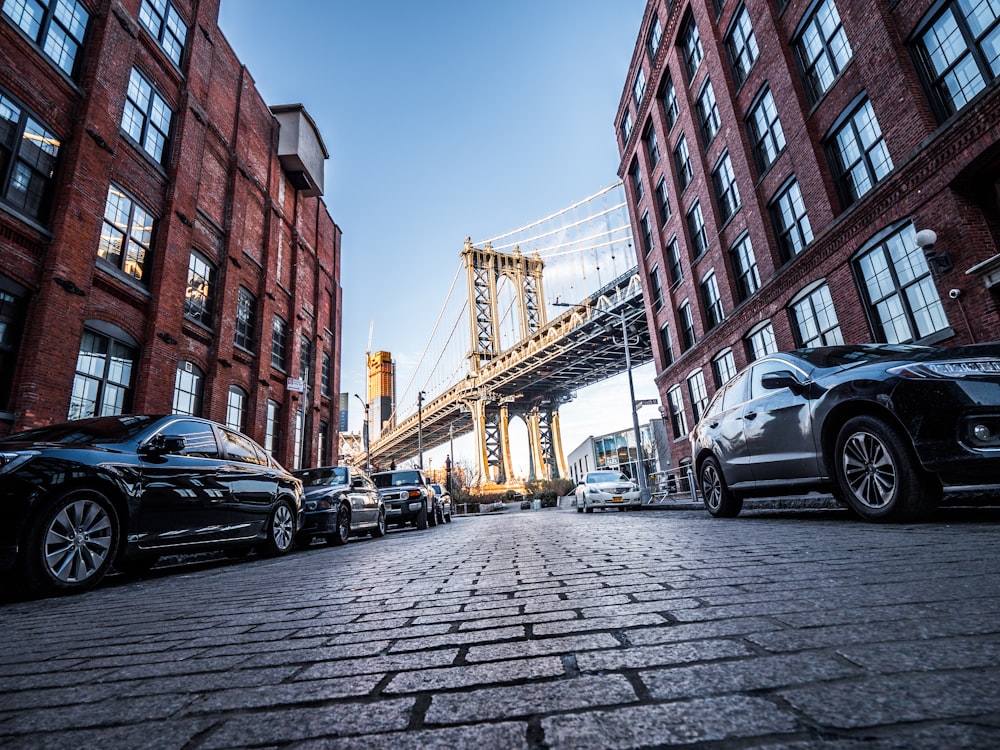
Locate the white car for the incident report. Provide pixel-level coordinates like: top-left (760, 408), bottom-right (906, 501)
top-left (575, 470), bottom-right (641, 512)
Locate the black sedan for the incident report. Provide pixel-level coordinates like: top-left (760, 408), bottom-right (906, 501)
top-left (0, 415), bottom-right (303, 596)
top-left (291, 465), bottom-right (386, 545)
top-left (690, 343), bottom-right (1000, 522)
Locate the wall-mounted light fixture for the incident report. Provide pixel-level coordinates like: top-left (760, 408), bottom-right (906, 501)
top-left (915, 229), bottom-right (952, 274)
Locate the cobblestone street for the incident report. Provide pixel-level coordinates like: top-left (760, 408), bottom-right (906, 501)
top-left (2, 505), bottom-right (1000, 749)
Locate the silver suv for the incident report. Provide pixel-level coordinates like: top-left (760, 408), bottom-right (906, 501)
top-left (371, 469), bottom-right (439, 530)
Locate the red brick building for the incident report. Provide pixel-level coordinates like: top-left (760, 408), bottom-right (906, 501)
top-left (617, 0), bottom-right (1000, 465)
top-left (0, 0), bottom-right (343, 470)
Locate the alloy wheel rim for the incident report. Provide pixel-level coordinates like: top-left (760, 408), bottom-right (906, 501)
top-left (843, 430), bottom-right (896, 509)
top-left (273, 505), bottom-right (294, 550)
top-left (45, 498), bottom-right (113, 583)
top-left (338, 506), bottom-right (350, 539)
top-left (703, 465), bottom-right (721, 510)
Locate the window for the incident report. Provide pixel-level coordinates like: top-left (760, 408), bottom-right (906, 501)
top-left (687, 201), bottom-right (708, 258)
top-left (648, 266), bottom-right (663, 310)
top-left (226, 385), bottom-right (248, 432)
top-left (658, 322), bottom-right (674, 367)
top-left (265, 399), bottom-right (280, 455)
top-left (681, 12), bottom-right (704, 80)
top-left (0, 279), bottom-right (27, 409)
top-left (300, 335), bottom-right (314, 398)
top-left (172, 360), bottom-right (204, 416)
top-left (98, 185), bottom-right (154, 284)
top-left (726, 4), bottom-right (759, 85)
top-left (0, 91), bottom-right (61, 221)
top-left (790, 282), bottom-right (843, 347)
top-left (633, 68), bottom-right (647, 106)
top-left (796, 0), bottom-right (853, 102)
top-left (673, 135), bottom-right (693, 191)
top-left (121, 67), bottom-right (172, 164)
top-left (183, 250), bottom-right (215, 326)
top-left (640, 211), bottom-right (653, 255)
top-left (747, 87), bottom-right (786, 172)
top-left (687, 370), bottom-right (709, 423)
top-left (730, 233), bottom-right (761, 302)
top-left (854, 224), bottom-right (949, 343)
top-left (655, 176), bottom-right (671, 225)
top-left (620, 109), bottom-right (633, 144)
top-left (696, 80), bottom-right (721, 144)
top-left (318, 420), bottom-right (329, 466)
top-left (234, 286), bottom-right (256, 351)
top-left (660, 75), bottom-right (679, 131)
top-left (679, 301), bottom-right (696, 351)
top-left (828, 97), bottom-right (893, 207)
top-left (667, 385), bottom-right (689, 439)
top-left (666, 236), bottom-right (683, 286)
top-left (644, 123), bottom-right (660, 168)
top-left (68, 328), bottom-right (136, 420)
top-left (745, 322), bottom-right (777, 361)
top-left (2, 0), bottom-right (89, 76)
top-left (770, 178), bottom-right (813, 262)
top-left (630, 159), bottom-right (644, 202)
top-left (292, 408), bottom-right (304, 470)
top-left (166, 419), bottom-right (218, 457)
top-left (916, 1), bottom-right (1000, 117)
top-left (138, 0), bottom-right (186, 66)
top-left (701, 272), bottom-right (724, 330)
top-left (271, 315), bottom-right (287, 370)
top-left (712, 348), bottom-right (737, 387)
top-left (647, 13), bottom-right (662, 58)
top-left (321, 352), bottom-right (331, 397)
top-left (712, 152), bottom-right (741, 223)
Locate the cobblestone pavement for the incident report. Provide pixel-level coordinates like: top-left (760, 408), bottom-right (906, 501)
top-left (2, 505), bottom-right (1000, 749)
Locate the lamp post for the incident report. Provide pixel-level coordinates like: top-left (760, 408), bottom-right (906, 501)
top-left (353, 393), bottom-right (370, 473)
top-left (553, 301), bottom-right (651, 504)
top-left (417, 391), bottom-right (426, 469)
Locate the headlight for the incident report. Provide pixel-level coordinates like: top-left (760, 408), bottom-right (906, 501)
top-left (889, 359), bottom-right (1000, 379)
top-left (0, 451), bottom-right (37, 474)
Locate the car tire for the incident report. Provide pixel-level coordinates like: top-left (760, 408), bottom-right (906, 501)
top-left (327, 503), bottom-right (351, 546)
top-left (370, 508), bottom-right (387, 538)
top-left (444, 509), bottom-right (452, 523)
top-left (834, 415), bottom-right (941, 522)
top-left (259, 500), bottom-right (296, 556)
top-left (20, 487), bottom-right (120, 595)
top-left (428, 503), bottom-right (438, 527)
top-left (700, 455), bottom-right (743, 518)
top-left (576, 499), bottom-right (584, 513)
top-left (415, 503), bottom-right (428, 530)
top-left (585, 502), bottom-right (594, 513)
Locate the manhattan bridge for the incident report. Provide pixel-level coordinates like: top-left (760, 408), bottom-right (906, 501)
top-left (369, 183), bottom-right (652, 489)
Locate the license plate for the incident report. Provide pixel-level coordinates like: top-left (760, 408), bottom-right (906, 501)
top-left (612, 496), bottom-right (623, 503)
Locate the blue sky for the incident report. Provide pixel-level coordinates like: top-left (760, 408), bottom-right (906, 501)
top-left (218, 0), bottom-right (659, 472)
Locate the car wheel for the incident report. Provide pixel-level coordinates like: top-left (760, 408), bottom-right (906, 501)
top-left (585, 501), bottom-right (594, 514)
top-left (370, 508), bottom-right (387, 538)
top-left (436, 506), bottom-right (445, 525)
top-left (428, 503), bottom-right (438, 527)
top-left (20, 487), bottom-right (120, 595)
top-left (327, 503), bottom-right (351, 546)
top-left (259, 500), bottom-right (296, 556)
top-left (576, 498), bottom-right (584, 513)
top-left (444, 509), bottom-right (452, 523)
top-left (835, 415), bottom-right (941, 522)
top-left (700, 455), bottom-right (742, 518)
top-left (415, 503), bottom-right (428, 530)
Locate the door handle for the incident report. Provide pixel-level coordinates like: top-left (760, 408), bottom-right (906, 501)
top-left (744, 411), bottom-right (757, 420)
top-left (708, 421), bottom-right (719, 429)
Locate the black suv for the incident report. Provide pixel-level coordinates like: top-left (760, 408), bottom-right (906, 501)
top-left (371, 469), bottom-right (439, 530)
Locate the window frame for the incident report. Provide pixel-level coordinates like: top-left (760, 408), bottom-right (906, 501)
top-left (658, 322), bottom-right (674, 367)
top-left (712, 348), bottom-right (738, 388)
top-left (138, 0), bottom-right (187, 67)
top-left (687, 369), bottom-right (709, 423)
top-left (183, 249), bottom-right (215, 326)
top-left (712, 151), bottom-right (742, 224)
top-left (659, 74), bottom-right (680, 132)
top-left (725, 4), bottom-right (759, 86)
top-left (745, 321), bottom-right (778, 362)
top-left (68, 325), bottom-right (137, 421)
top-left (826, 95), bottom-right (893, 208)
top-left (647, 12), bottom-right (663, 59)
top-left (2, 0), bottom-right (90, 77)
top-left (234, 286), bottom-right (256, 351)
top-left (666, 236), bottom-right (683, 286)
top-left (0, 89), bottom-right (61, 222)
top-left (680, 12), bottom-right (704, 81)
top-left (673, 134), bottom-right (693, 191)
top-left (172, 360), bottom-right (204, 416)
top-left (696, 79), bottom-right (721, 145)
top-left (271, 314), bottom-right (288, 371)
top-left (640, 210), bottom-right (653, 255)
top-left (686, 200), bottom-right (708, 258)
top-left (746, 86), bottom-right (786, 174)
top-left (644, 122), bottom-right (660, 169)
top-left (226, 385), bottom-right (248, 432)
top-left (700, 271), bottom-right (725, 330)
top-left (655, 175), bottom-right (671, 226)
top-left (789, 280), bottom-right (844, 347)
top-left (794, 0), bottom-right (854, 103)
top-left (121, 66), bottom-right (172, 165)
top-left (666, 384), bottom-right (689, 440)
top-left (678, 300), bottom-right (696, 351)
top-left (769, 177), bottom-right (813, 263)
top-left (648, 265), bottom-right (664, 311)
top-left (98, 183), bottom-right (155, 285)
top-left (730, 232), bottom-right (761, 302)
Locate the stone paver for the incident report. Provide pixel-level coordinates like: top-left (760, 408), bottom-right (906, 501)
top-left (2, 505), bottom-right (1000, 748)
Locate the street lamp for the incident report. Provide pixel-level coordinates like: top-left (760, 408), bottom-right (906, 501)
top-left (417, 391), bottom-right (426, 469)
top-left (553, 301), bottom-right (651, 504)
top-left (353, 393), bottom-right (370, 473)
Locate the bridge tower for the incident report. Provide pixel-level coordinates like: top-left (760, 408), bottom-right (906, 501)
top-left (461, 238), bottom-right (566, 486)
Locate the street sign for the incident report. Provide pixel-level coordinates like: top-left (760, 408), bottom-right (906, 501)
top-left (286, 377), bottom-right (304, 393)
top-left (634, 398), bottom-right (659, 408)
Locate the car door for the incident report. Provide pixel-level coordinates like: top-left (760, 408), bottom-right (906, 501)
top-left (743, 359), bottom-right (822, 485)
top-left (347, 468), bottom-right (374, 527)
top-left (218, 427), bottom-right (278, 540)
top-left (699, 370), bottom-right (755, 487)
top-left (134, 419), bottom-right (232, 548)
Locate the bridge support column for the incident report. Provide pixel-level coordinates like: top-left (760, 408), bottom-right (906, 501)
top-left (527, 405), bottom-right (568, 480)
top-left (498, 403), bottom-right (513, 485)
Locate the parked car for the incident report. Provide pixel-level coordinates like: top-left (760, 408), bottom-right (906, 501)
top-left (291, 465), bottom-right (386, 545)
top-left (430, 482), bottom-right (453, 523)
top-left (371, 469), bottom-right (439, 529)
top-left (0, 415), bottom-right (303, 596)
top-left (575, 470), bottom-right (641, 512)
top-left (691, 343), bottom-right (1000, 522)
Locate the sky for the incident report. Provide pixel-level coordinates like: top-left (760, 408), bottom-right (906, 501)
top-left (218, 0), bottom-right (661, 475)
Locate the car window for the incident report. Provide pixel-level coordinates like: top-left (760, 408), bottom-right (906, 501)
top-left (586, 471), bottom-right (628, 483)
top-left (221, 428), bottom-right (266, 465)
top-left (160, 420), bottom-right (219, 458)
top-left (721, 370), bottom-right (750, 410)
top-left (297, 467), bottom-right (349, 486)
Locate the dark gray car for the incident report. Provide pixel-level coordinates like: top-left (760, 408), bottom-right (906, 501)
top-left (291, 466), bottom-right (386, 546)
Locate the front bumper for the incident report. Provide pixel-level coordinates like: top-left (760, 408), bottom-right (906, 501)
top-left (582, 489), bottom-right (642, 508)
top-left (379, 489), bottom-right (427, 523)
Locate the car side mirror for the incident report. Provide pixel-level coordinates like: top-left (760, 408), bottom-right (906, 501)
top-left (351, 477), bottom-right (364, 488)
top-left (761, 371), bottom-right (801, 391)
top-left (143, 434), bottom-right (186, 455)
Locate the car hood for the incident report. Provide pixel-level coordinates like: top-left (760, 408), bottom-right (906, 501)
top-left (588, 480), bottom-right (636, 491)
top-left (302, 485), bottom-right (348, 501)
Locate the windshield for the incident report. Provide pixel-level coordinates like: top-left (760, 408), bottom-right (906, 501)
top-left (587, 471), bottom-right (628, 483)
top-left (293, 467), bottom-right (349, 487)
top-left (0, 415), bottom-right (158, 446)
top-left (372, 471), bottom-right (421, 488)
top-left (794, 344), bottom-right (932, 368)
